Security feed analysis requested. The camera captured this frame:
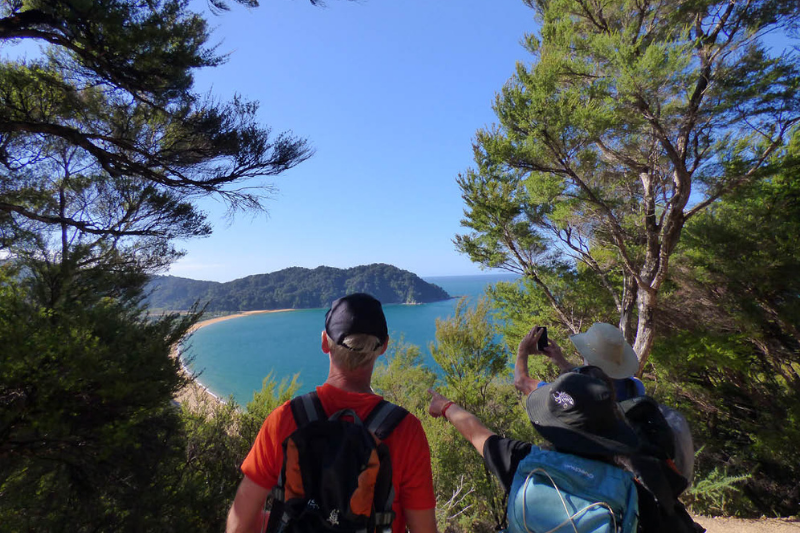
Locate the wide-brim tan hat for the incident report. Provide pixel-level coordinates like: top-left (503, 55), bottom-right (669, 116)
top-left (569, 322), bottom-right (639, 379)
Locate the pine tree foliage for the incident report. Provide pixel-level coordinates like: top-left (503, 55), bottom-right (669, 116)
top-left (456, 0), bottom-right (800, 368)
top-left (0, 0), bottom-right (313, 265)
top-left (0, 1), bottom-right (328, 529)
top-left (0, 260), bottom-right (202, 531)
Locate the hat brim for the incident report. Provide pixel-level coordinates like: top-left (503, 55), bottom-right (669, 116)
top-left (525, 385), bottom-right (640, 456)
top-left (570, 332), bottom-right (639, 379)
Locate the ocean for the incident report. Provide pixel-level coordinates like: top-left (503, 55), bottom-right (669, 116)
top-left (183, 273), bottom-right (520, 404)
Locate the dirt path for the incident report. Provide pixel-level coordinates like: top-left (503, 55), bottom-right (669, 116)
top-left (693, 515), bottom-right (800, 533)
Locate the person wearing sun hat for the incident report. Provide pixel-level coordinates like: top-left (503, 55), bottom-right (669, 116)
top-left (524, 372), bottom-right (640, 457)
top-left (428, 372), bottom-right (640, 494)
top-left (571, 323), bottom-right (639, 378)
top-left (428, 368), bottom-right (704, 533)
top-left (514, 323), bottom-right (646, 402)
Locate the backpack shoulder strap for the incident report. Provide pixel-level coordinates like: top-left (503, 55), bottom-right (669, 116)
top-left (364, 400), bottom-right (409, 440)
top-left (364, 400), bottom-right (408, 532)
top-left (266, 392), bottom-right (328, 533)
top-left (289, 391), bottom-right (327, 427)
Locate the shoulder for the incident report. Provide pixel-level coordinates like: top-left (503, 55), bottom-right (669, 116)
top-left (259, 398), bottom-right (297, 438)
top-left (483, 435), bottom-right (535, 494)
top-left (386, 407), bottom-right (426, 442)
top-left (484, 435), bottom-right (533, 463)
top-left (270, 398), bottom-right (294, 421)
top-left (382, 410), bottom-right (431, 470)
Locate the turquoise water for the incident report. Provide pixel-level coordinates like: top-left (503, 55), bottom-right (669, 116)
top-left (184, 273), bottom-right (519, 404)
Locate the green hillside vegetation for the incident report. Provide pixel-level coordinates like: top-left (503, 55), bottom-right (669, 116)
top-left (145, 264), bottom-right (451, 311)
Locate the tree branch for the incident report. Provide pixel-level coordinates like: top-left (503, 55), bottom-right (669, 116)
top-left (684, 134), bottom-right (791, 220)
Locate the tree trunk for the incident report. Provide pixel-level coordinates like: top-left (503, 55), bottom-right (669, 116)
top-left (59, 184), bottom-right (68, 263)
top-left (618, 274), bottom-right (638, 345)
top-left (632, 288), bottom-right (658, 375)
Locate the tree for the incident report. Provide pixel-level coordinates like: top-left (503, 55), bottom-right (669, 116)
top-left (171, 372), bottom-right (301, 530)
top-left (373, 336), bottom-right (438, 414)
top-left (430, 298), bottom-right (507, 407)
top-left (650, 132), bottom-right (800, 515)
top-left (456, 0), bottom-right (800, 369)
top-left (486, 267), bottom-right (619, 362)
top-left (0, 1), bottom-right (338, 529)
top-left (0, 0), bottom-right (313, 269)
top-left (0, 260), bottom-right (204, 531)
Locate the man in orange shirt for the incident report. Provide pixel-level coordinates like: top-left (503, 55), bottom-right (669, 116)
top-left (226, 293), bottom-right (438, 533)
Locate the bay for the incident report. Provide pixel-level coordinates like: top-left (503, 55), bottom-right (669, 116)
top-left (184, 273), bottom-right (519, 404)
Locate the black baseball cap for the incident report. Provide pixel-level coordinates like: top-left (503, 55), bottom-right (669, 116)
top-left (525, 372), bottom-right (640, 456)
top-left (324, 293), bottom-right (388, 348)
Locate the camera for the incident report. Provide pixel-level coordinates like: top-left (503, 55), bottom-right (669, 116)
top-left (537, 327), bottom-right (548, 351)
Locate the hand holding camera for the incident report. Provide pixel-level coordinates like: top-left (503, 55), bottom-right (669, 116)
top-left (537, 326), bottom-right (548, 351)
top-left (519, 326), bottom-right (550, 356)
top-left (519, 325), bottom-right (569, 366)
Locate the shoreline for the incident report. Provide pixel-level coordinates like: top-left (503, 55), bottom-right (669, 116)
top-left (188, 308), bottom-right (294, 334)
top-left (173, 309), bottom-right (294, 409)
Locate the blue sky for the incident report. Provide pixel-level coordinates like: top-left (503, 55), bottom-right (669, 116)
top-left (167, 0), bottom-right (539, 281)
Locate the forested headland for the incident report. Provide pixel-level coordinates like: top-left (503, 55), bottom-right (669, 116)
top-left (146, 264), bottom-right (451, 311)
top-left (1, 0), bottom-right (798, 532)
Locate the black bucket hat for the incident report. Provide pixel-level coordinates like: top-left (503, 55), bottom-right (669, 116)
top-left (525, 372), bottom-right (640, 456)
top-left (325, 293), bottom-right (388, 348)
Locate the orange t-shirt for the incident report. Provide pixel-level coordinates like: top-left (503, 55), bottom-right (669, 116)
top-left (241, 383), bottom-right (436, 533)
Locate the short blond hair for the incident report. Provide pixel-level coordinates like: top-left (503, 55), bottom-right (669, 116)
top-left (326, 333), bottom-right (384, 371)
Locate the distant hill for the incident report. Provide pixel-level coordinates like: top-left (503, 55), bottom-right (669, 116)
top-left (145, 263), bottom-right (451, 311)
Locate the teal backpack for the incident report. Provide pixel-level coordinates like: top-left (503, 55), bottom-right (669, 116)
top-left (506, 447), bottom-right (639, 533)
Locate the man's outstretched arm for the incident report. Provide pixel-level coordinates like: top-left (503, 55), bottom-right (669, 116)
top-left (226, 476), bottom-right (270, 533)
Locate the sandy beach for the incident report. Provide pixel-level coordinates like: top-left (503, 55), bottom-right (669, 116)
top-left (173, 309), bottom-right (293, 409)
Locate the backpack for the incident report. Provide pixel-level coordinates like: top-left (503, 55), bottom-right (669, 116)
top-left (506, 447), bottom-right (639, 533)
top-left (265, 391), bottom-right (408, 533)
top-left (619, 396), bottom-right (704, 533)
top-left (624, 455), bottom-right (704, 533)
top-left (658, 404), bottom-right (695, 483)
top-left (619, 396), bottom-right (693, 493)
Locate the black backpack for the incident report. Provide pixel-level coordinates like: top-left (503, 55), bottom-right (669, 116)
top-left (620, 396), bottom-right (704, 533)
top-left (621, 396), bottom-right (679, 467)
top-left (265, 391), bottom-right (408, 533)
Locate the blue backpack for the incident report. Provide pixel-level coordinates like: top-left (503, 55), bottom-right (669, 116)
top-left (506, 447), bottom-right (639, 533)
